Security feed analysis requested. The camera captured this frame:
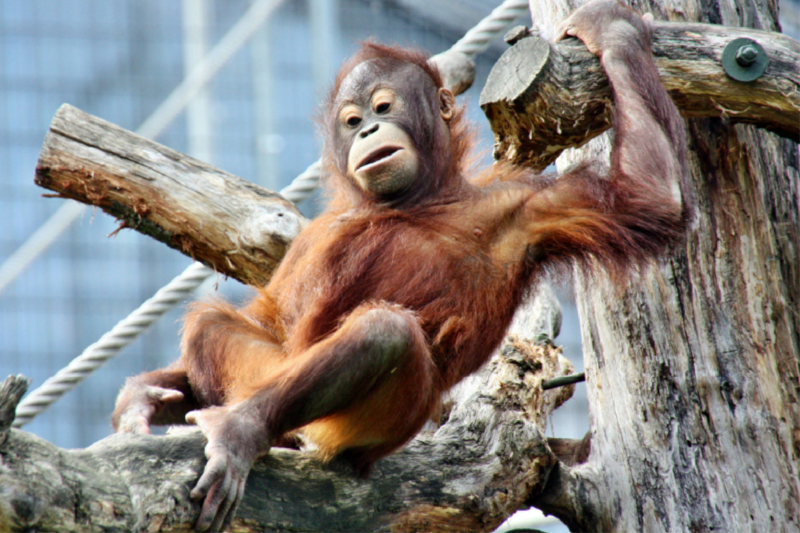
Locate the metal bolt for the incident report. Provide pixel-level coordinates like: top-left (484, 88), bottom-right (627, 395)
top-left (542, 372), bottom-right (586, 390)
top-left (735, 44), bottom-right (759, 66)
top-left (722, 38), bottom-right (768, 82)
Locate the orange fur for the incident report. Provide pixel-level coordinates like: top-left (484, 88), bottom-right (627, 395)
top-left (113, 39), bottom-right (687, 477)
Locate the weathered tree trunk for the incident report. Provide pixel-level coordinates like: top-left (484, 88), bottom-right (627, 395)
top-left (483, 1), bottom-right (800, 531)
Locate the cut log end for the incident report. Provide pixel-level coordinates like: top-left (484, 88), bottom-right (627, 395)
top-left (481, 23), bottom-right (800, 171)
top-left (480, 35), bottom-right (613, 172)
top-left (34, 104), bottom-right (309, 287)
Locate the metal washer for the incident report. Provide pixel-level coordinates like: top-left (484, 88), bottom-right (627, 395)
top-left (722, 38), bottom-right (768, 82)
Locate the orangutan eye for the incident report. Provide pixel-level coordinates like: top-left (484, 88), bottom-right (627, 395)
top-left (340, 104), bottom-right (363, 129)
top-left (372, 88), bottom-right (396, 115)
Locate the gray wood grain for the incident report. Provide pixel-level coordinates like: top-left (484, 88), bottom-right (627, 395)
top-left (35, 104), bottom-right (308, 287)
top-left (519, 2), bottom-right (800, 532)
top-left (481, 21), bottom-right (800, 171)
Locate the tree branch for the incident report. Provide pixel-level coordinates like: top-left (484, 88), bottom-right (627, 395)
top-left (481, 21), bottom-right (800, 171)
top-left (34, 104), bottom-right (308, 286)
top-left (0, 336), bottom-right (574, 532)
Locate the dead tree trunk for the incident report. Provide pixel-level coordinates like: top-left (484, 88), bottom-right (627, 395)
top-left (479, 1), bottom-right (800, 531)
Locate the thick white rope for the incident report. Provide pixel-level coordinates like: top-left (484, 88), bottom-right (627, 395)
top-left (0, 0), bottom-right (289, 299)
top-left (12, 262), bottom-right (213, 427)
top-left (279, 160), bottom-right (323, 204)
top-left (451, 0), bottom-right (529, 57)
top-left (12, 0), bottom-right (528, 427)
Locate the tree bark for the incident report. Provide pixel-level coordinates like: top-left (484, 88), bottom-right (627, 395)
top-left (0, 322), bottom-right (575, 532)
top-left (479, 1), bottom-right (800, 532)
top-left (481, 20), bottom-right (800, 171)
top-left (35, 104), bottom-right (308, 286)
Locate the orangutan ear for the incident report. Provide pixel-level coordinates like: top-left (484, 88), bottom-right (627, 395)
top-left (438, 88), bottom-right (456, 121)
